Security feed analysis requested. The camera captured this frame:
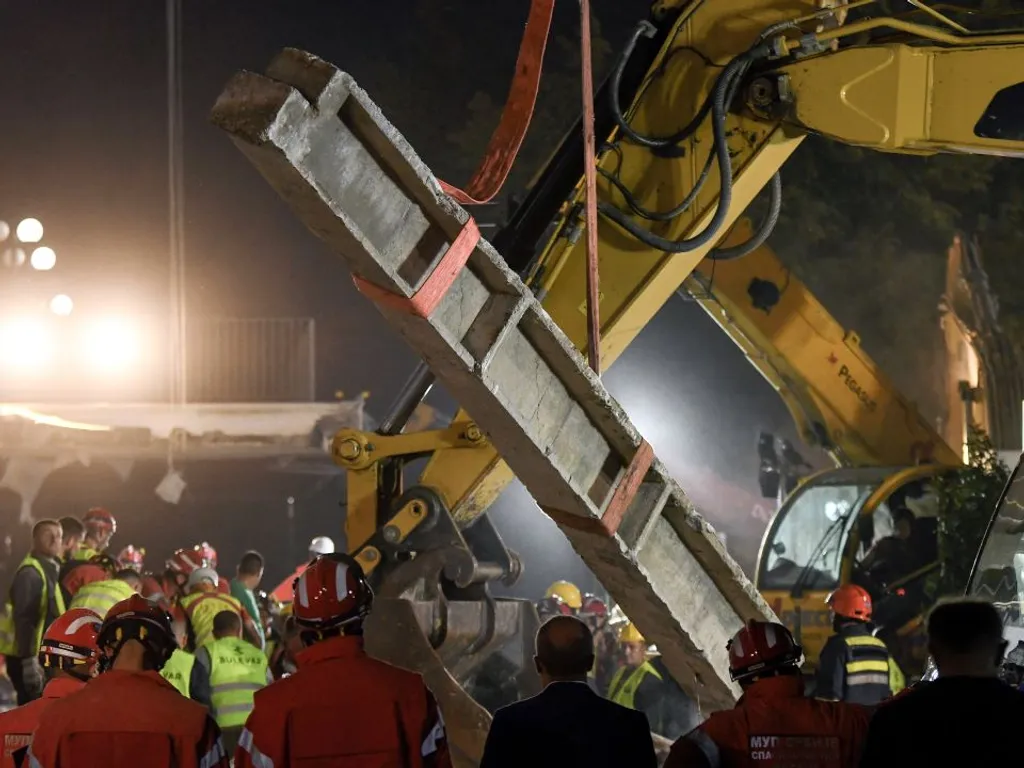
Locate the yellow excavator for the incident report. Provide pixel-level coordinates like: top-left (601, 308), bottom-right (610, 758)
top-left (212, 0), bottom-right (1024, 762)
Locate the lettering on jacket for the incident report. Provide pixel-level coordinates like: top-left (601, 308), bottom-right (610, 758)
top-left (4, 734), bottom-right (31, 758)
top-left (837, 365), bottom-right (878, 413)
top-left (748, 734), bottom-right (840, 762)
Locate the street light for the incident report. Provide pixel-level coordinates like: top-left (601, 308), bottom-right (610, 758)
top-left (0, 319), bottom-right (52, 371)
top-left (49, 294), bottom-right (74, 316)
top-left (15, 218), bottom-right (43, 244)
top-left (31, 246), bottom-right (56, 271)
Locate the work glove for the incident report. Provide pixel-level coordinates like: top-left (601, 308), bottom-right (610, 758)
top-left (20, 657), bottom-right (43, 699)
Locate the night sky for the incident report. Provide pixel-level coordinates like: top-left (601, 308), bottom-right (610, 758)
top-left (0, 2), bottom-right (814, 593)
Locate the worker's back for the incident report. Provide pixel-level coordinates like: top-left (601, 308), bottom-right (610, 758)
top-left (687, 676), bottom-right (869, 768)
top-left (238, 635), bottom-right (445, 767)
top-left (28, 670), bottom-right (225, 767)
top-left (0, 678), bottom-right (84, 768)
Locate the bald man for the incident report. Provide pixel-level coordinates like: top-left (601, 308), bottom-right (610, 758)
top-left (480, 615), bottom-right (656, 768)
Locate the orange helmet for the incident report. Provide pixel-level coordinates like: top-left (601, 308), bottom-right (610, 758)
top-left (97, 595), bottom-right (177, 671)
top-left (83, 507), bottom-right (117, 536)
top-left (827, 584), bottom-right (873, 621)
top-left (293, 553), bottom-right (373, 632)
top-left (39, 608), bottom-right (103, 676)
top-left (118, 545), bottom-right (145, 572)
top-left (193, 542), bottom-right (217, 569)
top-left (727, 620), bottom-right (803, 682)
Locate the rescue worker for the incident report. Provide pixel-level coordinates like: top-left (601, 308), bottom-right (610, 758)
top-left (160, 620), bottom-right (211, 706)
top-left (0, 608), bottom-right (101, 767)
top-left (180, 566), bottom-right (258, 650)
top-left (267, 611), bottom-right (300, 680)
top-left (68, 568), bottom-right (140, 619)
top-left (68, 507), bottom-right (116, 562)
top-left (0, 520), bottom-right (64, 705)
top-left (235, 553), bottom-right (451, 768)
top-left (57, 552), bottom-right (118, 604)
top-left (607, 622), bottom-right (695, 738)
top-left (545, 580), bottom-right (583, 613)
top-left (536, 596), bottom-right (572, 622)
top-left (580, 594), bottom-right (619, 694)
top-left (665, 620), bottom-right (871, 768)
top-left (193, 542), bottom-right (231, 595)
top-left (27, 595), bottom-right (229, 767)
top-left (816, 584), bottom-right (900, 705)
top-left (142, 547), bottom-right (204, 616)
top-left (229, 550), bottom-right (265, 650)
top-left (269, 535), bottom-right (335, 602)
top-left (117, 545), bottom-right (144, 572)
top-left (196, 611), bottom-right (271, 756)
top-left (55, 519), bottom-right (83, 562)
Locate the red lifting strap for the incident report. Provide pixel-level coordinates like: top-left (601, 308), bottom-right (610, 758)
top-left (353, 218), bottom-right (482, 318)
top-left (439, 0), bottom-right (555, 206)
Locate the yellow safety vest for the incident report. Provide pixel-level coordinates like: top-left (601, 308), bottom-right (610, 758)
top-left (70, 544), bottom-right (99, 563)
top-left (608, 660), bottom-right (662, 709)
top-left (207, 636), bottom-right (268, 728)
top-left (69, 579), bottom-right (136, 620)
top-left (161, 648), bottom-right (196, 697)
top-left (180, 591), bottom-right (244, 650)
top-left (0, 555), bottom-right (66, 657)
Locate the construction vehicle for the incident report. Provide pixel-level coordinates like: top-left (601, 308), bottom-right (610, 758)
top-left (212, 1), bottom-right (1024, 762)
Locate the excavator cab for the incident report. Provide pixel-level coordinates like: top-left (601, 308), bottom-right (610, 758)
top-left (757, 465), bottom-right (957, 675)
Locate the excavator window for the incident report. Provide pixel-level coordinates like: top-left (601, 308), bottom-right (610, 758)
top-left (758, 480), bottom-right (877, 593)
top-left (975, 82), bottom-right (1024, 142)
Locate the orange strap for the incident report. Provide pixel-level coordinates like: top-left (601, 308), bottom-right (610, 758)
top-left (353, 218), bottom-right (481, 318)
top-left (439, 0), bottom-right (555, 205)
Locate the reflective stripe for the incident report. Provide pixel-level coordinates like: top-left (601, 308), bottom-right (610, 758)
top-left (843, 635), bottom-right (887, 648)
top-left (0, 556), bottom-right (66, 657)
top-left (212, 682), bottom-right (263, 693)
top-left (181, 592), bottom-right (244, 649)
top-left (609, 661), bottom-right (662, 709)
top-left (238, 727), bottom-right (275, 768)
top-left (686, 728), bottom-right (721, 768)
top-left (848, 672), bottom-right (889, 686)
top-left (847, 660), bottom-right (890, 674)
top-left (421, 708), bottom-right (445, 757)
top-left (70, 579), bottom-right (136, 620)
top-left (199, 737), bottom-right (227, 768)
top-left (27, 745), bottom-right (41, 768)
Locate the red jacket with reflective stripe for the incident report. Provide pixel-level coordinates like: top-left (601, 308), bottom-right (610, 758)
top-left (235, 635), bottom-right (451, 768)
top-left (0, 678), bottom-right (83, 768)
top-left (665, 676), bottom-right (870, 768)
top-left (27, 670), bottom-right (229, 768)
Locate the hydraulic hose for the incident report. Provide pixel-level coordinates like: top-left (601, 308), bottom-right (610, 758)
top-left (707, 172), bottom-right (783, 261)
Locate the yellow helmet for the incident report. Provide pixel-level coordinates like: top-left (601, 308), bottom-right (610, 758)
top-left (619, 622), bottom-right (645, 644)
top-left (545, 580), bottom-right (582, 610)
top-left (279, 602), bottom-right (294, 618)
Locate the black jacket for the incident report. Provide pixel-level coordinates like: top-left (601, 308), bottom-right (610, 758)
top-left (860, 676), bottom-right (1024, 767)
top-left (480, 680), bottom-right (656, 768)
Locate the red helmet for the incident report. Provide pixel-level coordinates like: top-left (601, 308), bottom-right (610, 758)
top-left (580, 594), bottom-right (608, 618)
top-left (293, 553), bottom-right (373, 631)
top-left (827, 584), bottom-right (873, 621)
top-left (39, 607), bottom-right (103, 674)
top-left (193, 542), bottom-right (217, 569)
top-left (118, 545), bottom-right (145, 572)
top-left (727, 620), bottom-right (803, 682)
top-left (166, 548), bottom-right (204, 575)
top-left (97, 595), bottom-right (177, 669)
top-left (83, 507), bottom-right (117, 535)
top-left (88, 552), bottom-right (121, 576)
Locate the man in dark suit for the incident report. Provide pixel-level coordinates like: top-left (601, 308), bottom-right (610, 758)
top-left (480, 615), bottom-right (657, 768)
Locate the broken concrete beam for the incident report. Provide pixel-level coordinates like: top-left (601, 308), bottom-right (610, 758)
top-left (211, 48), bottom-right (776, 711)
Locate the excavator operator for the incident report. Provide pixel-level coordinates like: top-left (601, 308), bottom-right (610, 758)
top-left (665, 620), bottom-right (870, 768)
top-left (816, 585), bottom-right (902, 705)
top-left (27, 595), bottom-right (229, 768)
top-left (0, 608), bottom-right (102, 767)
top-left (235, 553), bottom-right (451, 768)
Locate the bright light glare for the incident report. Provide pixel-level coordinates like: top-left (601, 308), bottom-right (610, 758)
top-left (81, 318), bottom-right (140, 371)
top-left (0, 320), bottom-right (51, 370)
top-left (31, 246), bottom-right (56, 271)
top-left (50, 294), bottom-right (74, 316)
top-left (15, 218), bottom-right (43, 244)
top-left (0, 221), bottom-right (9, 242)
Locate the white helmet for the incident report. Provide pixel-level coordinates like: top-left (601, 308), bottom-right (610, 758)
top-left (186, 567), bottom-right (219, 591)
top-left (309, 536), bottom-right (335, 556)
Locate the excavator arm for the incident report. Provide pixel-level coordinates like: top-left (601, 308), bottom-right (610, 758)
top-left (210, 0), bottom-right (1024, 758)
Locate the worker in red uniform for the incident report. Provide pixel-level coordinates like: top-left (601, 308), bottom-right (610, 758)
top-left (665, 620), bottom-right (870, 768)
top-left (27, 595), bottom-right (229, 768)
top-left (235, 553), bottom-right (451, 768)
top-left (117, 545), bottom-right (145, 572)
top-left (0, 608), bottom-right (102, 767)
top-left (142, 548), bottom-right (204, 623)
top-left (193, 542), bottom-right (231, 595)
top-left (68, 507), bottom-right (116, 562)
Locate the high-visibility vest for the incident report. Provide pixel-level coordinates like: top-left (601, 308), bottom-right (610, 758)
top-left (70, 544), bottom-right (99, 563)
top-left (180, 591), bottom-right (244, 650)
top-left (0, 555), bottom-right (66, 657)
top-left (69, 579), bottom-right (136, 620)
top-left (161, 648), bottom-right (196, 697)
top-left (608, 660), bottom-right (662, 709)
top-left (206, 636), bottom-right (268, 728)
top-left (841, 634), bottom-right (893, 705)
